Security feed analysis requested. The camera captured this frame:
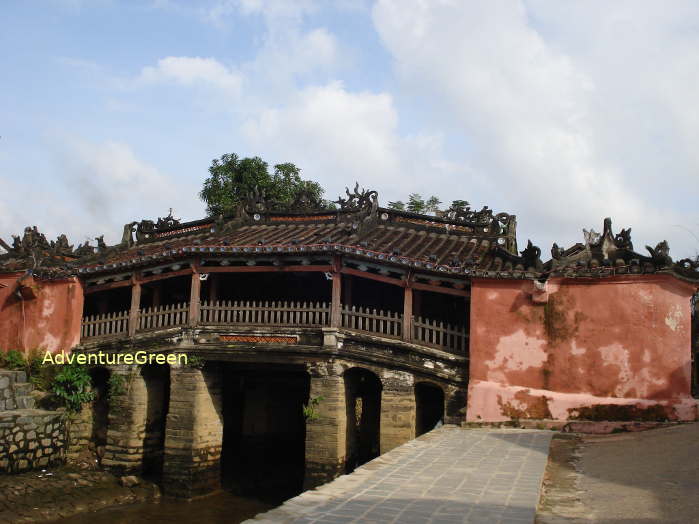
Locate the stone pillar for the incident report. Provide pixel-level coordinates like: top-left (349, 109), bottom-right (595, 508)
top-left (304, 362), bottom-right (347, 490)
top-left (162, 365), bottom-right (223, 498)
top-left (101, 366), bottom-right (148, 473)
top-left (380, 371), bottom-right (415, 454)
top-left (444, 384), bottom-right (467, 425)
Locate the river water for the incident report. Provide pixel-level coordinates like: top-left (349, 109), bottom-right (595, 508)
top-left (53, 491), bottom-right (276, 524)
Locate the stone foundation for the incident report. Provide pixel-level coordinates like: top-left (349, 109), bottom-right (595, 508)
top-left (303, 362), bottom-right (347, 490)
top-left (380, 370), bottom-right (416, 454)
top-left (0, 409), bottom-right (66, 472)
top-left (101, 366), bottom-right (148, 473)
top-left (162, 365), bottom-right (223, 498)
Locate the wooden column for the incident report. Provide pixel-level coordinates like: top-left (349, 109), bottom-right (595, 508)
top-left (331, 256), bottom-right (342, 328)
top-left (128, 276), bottom-right (141, 336)
top-left (189, 263), bottom-right (201, 327)
top-left (402, 283), bottom-right (413, 343)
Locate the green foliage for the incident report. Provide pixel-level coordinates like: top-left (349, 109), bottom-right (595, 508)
top-left (186, 354), bottom-right (205, 369)
top-left (450, 199), bottom-right (469, 211)
top-left (387, 201), bottom-right (405, 210)
top-left (107, 373), bottom-right (126, 399)
top-left (407, 194), bottom-right (426, 214)
top-left (199, 153), bottom-right (326, 216)
top-left (51, 363), bottom-right (94, 413)
top-left (303, 395), bottom-right (324, 421)
top-left (3, 349), bottom-right (27, 370)
top-left (425, 196), bottom-right (441, 213)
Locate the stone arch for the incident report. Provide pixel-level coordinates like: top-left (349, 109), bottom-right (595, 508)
top-left (343, 367), bottom-right (382, 473)
top-left (415, 381), bottom-right (445, 436)
top-left (140, 363), bottom-right (170, 478)
top-left (89, 366), bottom-right (110, 463)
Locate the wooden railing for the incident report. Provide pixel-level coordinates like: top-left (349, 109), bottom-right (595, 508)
top-left (413, 316), bottom-right (468, 354)
top-left (138, 302), bottom-right (189, 332)
top-left (81, 300), bottom-right (468, 355)
top-left (200, 300), bottom-right (330, 327)
top-left (81, 310), bottom-right (130, 339)
top-left (342, 305), bottom-right (403, 339)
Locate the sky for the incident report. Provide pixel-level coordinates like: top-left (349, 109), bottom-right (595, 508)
top-left (1, 0), bottom-right (698, 260)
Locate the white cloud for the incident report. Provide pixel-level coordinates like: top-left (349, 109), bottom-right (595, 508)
top-left (241, 81), bottom-right (459, 201)
top-left (48, 138), bottom-right (201, 245)
top-left (372, 0), bottom-right (699, 257)
top-left (137, 56), bottom-right (242, 95)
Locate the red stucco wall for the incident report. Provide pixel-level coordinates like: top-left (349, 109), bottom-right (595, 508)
top-left (468, 275), bottom-right (698, 422)
top-left (0, 272), bottom-right (84, 354)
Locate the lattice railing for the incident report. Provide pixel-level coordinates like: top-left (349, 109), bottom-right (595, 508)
top-left (413, 316), bottom-right (468, 354)
top-left (81, 310), bottom-right (129, 339)
top-left (341, 305), bottom-right (403, 339)
top-left (137, 302), bottom-right (189, 332)
top-left (81, 299), bottom-right (468, 355)
top-left (200, 300), bottom-right (330, 327)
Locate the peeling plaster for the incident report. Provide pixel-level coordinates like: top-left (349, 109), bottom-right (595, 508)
top-left (664, 305), bottom-right (682, 332)
top-left (485, 330), bottom-right (547, 381)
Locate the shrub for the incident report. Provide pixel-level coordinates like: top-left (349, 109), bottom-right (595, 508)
top-left (51, 363), bottom-right (94, 413)
top-left (107, 373), bottom-right (126, 399)
top-left (3, 350), bottom-right (27, 370)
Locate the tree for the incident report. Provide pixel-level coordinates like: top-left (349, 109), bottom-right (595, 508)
top-left (387, 201), bottom-right (405, 210)
top-left (199, 153), bottom-right (325, 216)
top-left (425, 196), bottom-right (441, 213)
top-left (407, 193), bottom-right (426, 214)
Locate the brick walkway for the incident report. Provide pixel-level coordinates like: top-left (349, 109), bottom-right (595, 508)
top-left (246, 426), bottom-right (553, 524)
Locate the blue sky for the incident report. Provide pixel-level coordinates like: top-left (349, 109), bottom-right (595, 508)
top-left (1, 0), bottom-right (698, 259)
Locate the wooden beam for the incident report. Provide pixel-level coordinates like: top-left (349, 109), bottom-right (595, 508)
top-left (128, 277), bottom-right (141, 336)
top-left (139, 268), bottom-right (194, 285)
top-left (201, 264), bottom-right (332, 274)
top-left (411, 281), bottom-right (470, 297)
top-left (84, 279), bottom-right (132, 295)
top-left (340, 267), bottom-right (405, 287)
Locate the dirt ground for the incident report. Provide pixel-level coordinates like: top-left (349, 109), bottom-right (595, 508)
top-left (0, 463), bottom-right (158, 524)
top-left (537, 423), bottom-right (699, 523)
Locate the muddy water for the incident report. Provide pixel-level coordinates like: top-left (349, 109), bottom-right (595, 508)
top-left (52, 491), bottom-right (275, 524)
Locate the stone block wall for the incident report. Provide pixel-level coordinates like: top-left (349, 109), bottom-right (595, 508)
top-left (101, 366), bottom-right (148, 473)
top-left (0, 410), bottom-right (66, 473)
top-left (0, 370), bottom-right (35, 411)
top-left (380, 370), bottom-right (416, 454)
top-left (162, 365), bottom-right (223, 498)
top-left (304, 362), bottom-right (347, 490)
top-left (67, 403), bottom-right (94, 457)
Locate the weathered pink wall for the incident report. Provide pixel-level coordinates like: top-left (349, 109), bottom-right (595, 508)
top-left (468, 275), bottom-right (698, 422)
top-left (0, 272), bottom-right (84, 354)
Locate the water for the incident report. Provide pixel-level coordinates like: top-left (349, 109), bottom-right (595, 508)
top-left (52, 491), bottom-right (275, 524)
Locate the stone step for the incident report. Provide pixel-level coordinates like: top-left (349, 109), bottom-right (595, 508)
top-left (14, 396), bottom-right (35, 410)
top-left (14, 383), bottom-right (33, 395)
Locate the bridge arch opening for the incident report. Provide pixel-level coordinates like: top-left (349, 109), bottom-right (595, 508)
top-left (220, 363), bottom-right (309, 503)
top-left (140, 363), bottom-right (170, 479)
top-left (89, 366), bottom-right (110, 463)
top-left (415, 382), bottom-right (444, 436)
top-left (344, 367), bottom-right (382, 473)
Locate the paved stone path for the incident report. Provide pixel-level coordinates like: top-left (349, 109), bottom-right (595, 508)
top-left (247, 426), bottom-right (553, 524)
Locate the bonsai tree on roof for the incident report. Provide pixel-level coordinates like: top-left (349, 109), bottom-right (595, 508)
top-left (199, 153), bottom-right (326, 216)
